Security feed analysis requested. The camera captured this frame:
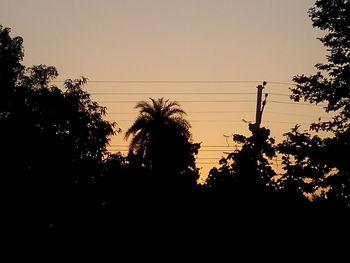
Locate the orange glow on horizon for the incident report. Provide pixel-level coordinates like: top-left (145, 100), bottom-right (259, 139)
top-left (2, 0), bottom-right (330, 181)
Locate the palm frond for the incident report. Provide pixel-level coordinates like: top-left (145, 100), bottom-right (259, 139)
top-left (164, 107), bottom-right (187, 118)
top-left (150, 97), bottom-right (162, 113)
top-left (126, 97), bottom-right (194, 170)
top-left (140, 107), bottom-right (156, 117)
top-left (169, 116), bottom-right (192, 130)
top-left (135, 100), bottom-right (152, 111)
top-left (129, 129), bottom-right (149, 152)
top-left (163, 100), bottom-right (181, 112)
top-left (125, 115), bottom-right (149, 140)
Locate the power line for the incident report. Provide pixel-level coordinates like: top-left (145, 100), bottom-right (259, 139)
top-left (98, 100), bottom-right (324, 106)
top-left (266, 111), bottom-right (329, 118)
top-left (109, 150), bottom-right (234, 153)
top-left (105, 148), bottom-right (284, 161)
top-left (198, 145), bottom-right (239, 148)
top-left (90, 92), bottom-right (290, 97)
top-left (107, 110), bottom-right (329, 119)
top-left (112, 119), bottom-right (313, 124)
top-left (196, 160), bottom-right (283, 164)
top-left (196, 158), bottom-right (226, 160)
top-left (108, 110), bottom-right (256, 115)
top-left (269, 100), bottom-right (324, 106)
top-left (109, 144), bottom-right (239, 147)
top-left (107, 146), bottom-right (283, 160)
top-left (99, 100), bottom-right (256, 103)
top-left (53, 80), bottom-right (296, 85)
top-left (114, 119), bottom-right (242, 122)
top-left (92, 92), bottom-right (256, 95)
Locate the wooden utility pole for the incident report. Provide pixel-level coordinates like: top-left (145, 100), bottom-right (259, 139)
top-left (255, 81), bottom-right (267, 128)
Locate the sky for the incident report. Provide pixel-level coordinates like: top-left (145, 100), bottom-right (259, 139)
top-left (1, 0), bottom-right (329, 180)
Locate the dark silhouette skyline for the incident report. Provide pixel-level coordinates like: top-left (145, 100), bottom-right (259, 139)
top-left (1, 0), bottom-right (349, 235)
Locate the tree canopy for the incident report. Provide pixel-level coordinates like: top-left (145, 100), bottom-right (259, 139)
top-left (0, 25), bottom-right (24, 92)
top-left (280, 0), bottom-right (350, 207)
top-left (291, 0), bottom-right (350, 133)
top-left (125, 98), bottom-right (200, 192)
top-left (0, 26), bottom-right (117, 230)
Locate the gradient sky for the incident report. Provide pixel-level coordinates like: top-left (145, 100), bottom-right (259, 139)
top-left (1, 0), bottom-right (329, 180)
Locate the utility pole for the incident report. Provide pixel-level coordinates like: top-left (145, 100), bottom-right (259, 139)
top-left (255, 81), bottom-right (267, 128)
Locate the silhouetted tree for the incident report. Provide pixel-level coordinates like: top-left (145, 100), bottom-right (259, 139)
top-left (0, 26), bottom-right (117, 230)
top-left (279, 0), bottom-right (350, 208)
top-left (206, 124), bottom-right (282, 206)
top-left (0, 25), bottom-right (24, 92)
top-left (97, 152), bottom-right (153, 207)
top-left (291, 0), bottom-right (350, 133)
top-left (125, 98), bottom-right (200, 192)
top-left (277, 126), bottom-right (330, 201)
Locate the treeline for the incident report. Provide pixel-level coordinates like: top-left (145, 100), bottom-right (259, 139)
top-left (1, 0), bottom-right (349, 233)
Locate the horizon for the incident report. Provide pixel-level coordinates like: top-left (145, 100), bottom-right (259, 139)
top-left (1, 0), bottom-right (329, 179)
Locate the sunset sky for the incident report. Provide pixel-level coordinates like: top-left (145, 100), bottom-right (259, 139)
top-left (1, 0), bottom-right (330, 180)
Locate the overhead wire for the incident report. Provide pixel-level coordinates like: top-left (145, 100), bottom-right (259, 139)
top-left (52, 80), bottom-right (297, 85)
top-left (106, 110), bottom-right (329, 119)
top-left (110, 119), bottom-right (314, 125)
top-left (97, 100), bottom-right (324, 106)
top-left (90, 92), bottom-right (290, 97)
top-left (78, 80), bottom-right (324, 171)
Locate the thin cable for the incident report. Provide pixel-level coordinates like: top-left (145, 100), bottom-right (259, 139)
top-left (109, 144), bottom-right (238, 147)
top-left (108, 110), bottom-right (255, 115)
top-left (266, 111), bottom-right (329, 118)
top-left (98, 100), bottom-right (323, 106)
top-left (112, 119), bottom-right (312, 124)
top-left (99, 100), bottom-right (256, 103)
top-left (269, 100), bottom-right (324, 106)
top-left (90, 92), bottom-right (290, 97)
top-left (196, 158), bottom-right (227, 160)
top-left (92, 92), bottom-right (257, 95)
top-left (107, 110), bottom-right (329, 118)
top-left (53, 80), bottom-right (296, 85)
top-left (108, 151), bottom-right (237, 154)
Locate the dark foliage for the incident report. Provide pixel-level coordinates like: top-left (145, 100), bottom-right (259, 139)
top-left (280, 0), bottom-right (350, 208)
top-left (0, 25), bottom-right (24, 93)
top-left (291, 0), bottom-right (350, 133)
top-left (0, 26), bottom-right (116, 231)
top-left (125, 98), bottom-right (200, 193)
top-left (205, 124), bottom-right (303, 209)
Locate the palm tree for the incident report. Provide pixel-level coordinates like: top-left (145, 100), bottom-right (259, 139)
top-left (125, 98), bottom-right (199, 186)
